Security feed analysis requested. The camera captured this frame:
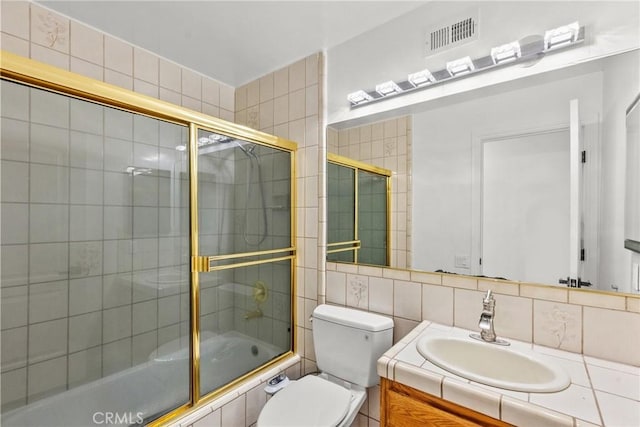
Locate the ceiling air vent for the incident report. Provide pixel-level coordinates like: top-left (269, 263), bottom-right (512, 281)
top-left (425, 10), bottom-right (479, 56)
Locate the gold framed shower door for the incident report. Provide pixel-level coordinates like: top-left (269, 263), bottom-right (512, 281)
top-left (0, 50), bottom-right (298, 426)
top-left (327, 152), bottom-right (392, 266)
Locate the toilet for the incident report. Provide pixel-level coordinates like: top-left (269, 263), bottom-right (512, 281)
top-left (257, 304), bottom-right (394, 427)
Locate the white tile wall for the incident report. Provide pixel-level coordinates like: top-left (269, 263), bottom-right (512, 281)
top-left (27, 356), bottom-right (67, 401)
top-left (102, 338), bottom-right (132, 375)
top-left (68, 346), bottom-right (102, 387)
top-left (1, 204), bottom-right (28, 244)
top-left (1, 118), bottom-right (29, 161)
top-left (28, 319), bottom-right (67, 364)
top-left (0, 251), bottom-right (27, 290)
top-left (69, 277), bottom-right (102, 316)
top-left (422, 284), bottom-right (454, 326)
top-left (1, 287), bottom-right (28, 329)
top-left (533, 300), bottom-right (582, 353)
top-left (28, 281), bottom-right (68, 323)
top-left (2, 327), bottom-right (28, 372)
top-left (584, 307), bottom-right (640, 366)
top-left (69, 132), bottom-right (103, 169)
top-left (68, 311), bottom-right (102, 353)
top-left (393, 280), bottom-right (421, 321)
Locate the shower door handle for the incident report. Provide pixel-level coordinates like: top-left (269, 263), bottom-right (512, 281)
top-left (191, 256), bottom-right (211, 273)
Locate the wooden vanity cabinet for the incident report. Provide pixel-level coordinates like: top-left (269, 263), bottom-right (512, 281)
top-left (380, 378), bottom-right (513, 427)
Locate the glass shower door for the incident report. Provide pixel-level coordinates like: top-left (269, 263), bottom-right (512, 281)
top-left (0, 79), bottom-right (191, 426)
top-left (193, 128), bottom-right (294, 399)
top-left (1, 52), bottom-right (298, 425)
top-left (327, 162), bottom-right (356, 262)
top-left (327, 154), bottom-right (390, 266)
top-left (357, 169), bottom-right (389, 266)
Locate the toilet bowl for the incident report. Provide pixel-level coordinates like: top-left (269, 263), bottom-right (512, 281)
top-left (257, 305), bottom-right (394, 427)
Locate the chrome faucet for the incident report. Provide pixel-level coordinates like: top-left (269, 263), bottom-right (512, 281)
top-left (470, 290), bottom-right (510, 346)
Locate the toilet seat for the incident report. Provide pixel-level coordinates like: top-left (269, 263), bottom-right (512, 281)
top-left (257, 375), bottom-right (352, 427)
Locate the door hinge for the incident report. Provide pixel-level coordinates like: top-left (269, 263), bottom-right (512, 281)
top-left (191, 256), bottom-right (210, 272)
top-left (580, 248), bottom-right (585, 261)
top-left (581, 150), bottom-right (587, 163)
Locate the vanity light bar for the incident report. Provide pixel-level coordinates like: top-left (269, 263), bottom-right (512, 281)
top-left (376, 80), bottom-right (403, 96)
top-left (408, 69), bottom-right (435, 87)
top-left (446, 56), bottom-right (475, 76)
top-left (490, 41), bottom-right (521, 65)
top-left (348, 21), bottom-right (583, 108)
top-left (347, 90), bottom-right (374, 105)
top-left (544, 21), bottom-right (580, 51)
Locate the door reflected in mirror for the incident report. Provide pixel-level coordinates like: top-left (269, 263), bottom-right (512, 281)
top-left (480, 128), bottom-right (570, 285)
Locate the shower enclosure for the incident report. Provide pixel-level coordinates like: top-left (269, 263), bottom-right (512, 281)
top-left (327, 153), bottom-right (391, 266)
top-left (0, 52), bottom-right (296, 426)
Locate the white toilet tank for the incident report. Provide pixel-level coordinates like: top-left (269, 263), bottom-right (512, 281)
top-left (312, 305), bottom-right (393, 388)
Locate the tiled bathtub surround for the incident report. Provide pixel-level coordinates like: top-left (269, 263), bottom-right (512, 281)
top-left (327, 117), bottom-right (411, 269)
top-left (327, 262), bottom-right (640, 367)
top-left (379, 321), bottom-right (640, 427)
top-left (0, 80), bottom-right (193, 412)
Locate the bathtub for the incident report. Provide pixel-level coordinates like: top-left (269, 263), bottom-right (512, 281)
top-left (2, 332), bottom-right (282, 427)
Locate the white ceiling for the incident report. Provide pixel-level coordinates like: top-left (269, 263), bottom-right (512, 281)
top-left (37, 1), bottom-right (427, 87)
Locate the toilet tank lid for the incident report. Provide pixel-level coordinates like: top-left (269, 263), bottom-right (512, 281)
top-left (313, 305), bottom-right (393, 332)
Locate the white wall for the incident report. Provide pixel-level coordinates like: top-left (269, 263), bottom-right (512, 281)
top-left (411, 66), bottom-right (604, 280)
top-left (327, 1), bottom-right (639, 127)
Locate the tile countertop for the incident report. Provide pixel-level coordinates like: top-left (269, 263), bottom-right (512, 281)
top-left (377, 321), bottom-right (640, 427)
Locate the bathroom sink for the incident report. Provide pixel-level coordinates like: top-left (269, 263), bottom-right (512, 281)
top-left (416, 335), bottom-right (570, 393)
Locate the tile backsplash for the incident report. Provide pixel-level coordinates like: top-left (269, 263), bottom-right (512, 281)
top-left (327, 262), bottom-right (640, 367)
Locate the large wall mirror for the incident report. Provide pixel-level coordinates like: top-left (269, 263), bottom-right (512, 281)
top-left (625, 94), bottom-right (640, 254)
top-left (624, 93), bottom-right (640, 293)
top-left (328, 49), bottom-right (640, 295)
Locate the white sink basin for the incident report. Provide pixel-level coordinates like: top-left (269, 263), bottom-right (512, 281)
top-left (416, 335), bottom-right (571, 393)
